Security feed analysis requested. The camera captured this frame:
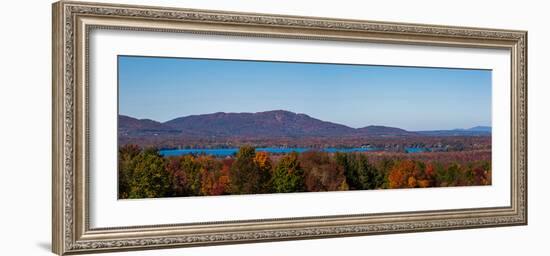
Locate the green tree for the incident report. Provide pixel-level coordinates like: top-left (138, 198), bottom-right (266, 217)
top-left (335, 153), bottom-right (356, 188)
top-left (272, 152), bottom-right (305, 193)
top-left (127, 148), bottom-right (171, 198)
top-left (118, 144), bottom-right (141, 199)
top-left (434, 162), bottom-right (461, 187)
top-left (356, 154), bottom-right (384, 189)
top-left (180, 155), bottom-right (203, 196)
top-left (336, 153), bottom-right (383, 190)
top-left (378, 158), bottom-right (395, 188)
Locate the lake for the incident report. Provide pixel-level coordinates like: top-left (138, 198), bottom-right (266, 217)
top-left (404, 147), bottom-right (431, 153)
top-left (159, 147), bottom-right (385, 157)
top-left (159, 147), bottom-right (434, 157)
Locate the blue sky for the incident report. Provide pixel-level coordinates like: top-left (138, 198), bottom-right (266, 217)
top-left (118, 56), bottom-right (491, 131)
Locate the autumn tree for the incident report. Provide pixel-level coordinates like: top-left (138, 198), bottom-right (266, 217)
top-left (200, 169), bottom-right (215, 196)
top-left (212, 159), bottom-right (232, 195)
top-left (417, 163), bottom-right (435, 188)
top-left (300, 151), bottom-right (347, 191)
top-left (165, 155), bottom-right (185, 196)
top-left (168, 155), bottom-right (202, 196)
top-left (166, 154), bottom-right (229, 197)
top-left (254, 151), bottom-right (272, 172)
top-left (197, 155), bottom-right (223, 196)
top-left (230, 146), bottom-right (272, 194)
top-left (387, 160), bottom-right (422, 189)
top-left (272, 152), bottom-right (305, 193)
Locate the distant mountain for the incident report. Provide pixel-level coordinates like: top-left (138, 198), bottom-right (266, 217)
top-left (118, 115), bottom-right (180, 136)
top-left (416, 126), bottom-right (492, 136)
top-left (163, 110), bottom-right (356, 137)
top-left (357, 125), bottom-right (416, 136)
top-left (119, 110), bottom-right (491, 140)
top-left (119, 110), bottom-right (423, 140)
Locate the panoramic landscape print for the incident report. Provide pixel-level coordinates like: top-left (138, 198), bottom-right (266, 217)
top-left (117, 56), bottom-right (492, 199)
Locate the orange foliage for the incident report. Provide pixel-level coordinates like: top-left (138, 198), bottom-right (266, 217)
top-left (254, 151), bottom-right (271, 170)
top-left (387, 160), bottom-right (440, 189)
top-left (417, 179), bottom-right (430, 188)
top-left (425, 163), bottom-right (435, 177)
top-left (212, 163), bottom-right (231, 195)
top-left (407, 176), bottom-right (417, 188)
top-left (197, 158), bottom-right (232, 196)
top-left (388, 160), bottom-right (418, 188)
top-left (388, 167), bottom-right (405, 188)
top-left (200, 168), bottom-right (214, 196)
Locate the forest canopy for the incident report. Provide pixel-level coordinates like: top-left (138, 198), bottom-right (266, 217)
top-left (118, 145), bottom-right (491, 199)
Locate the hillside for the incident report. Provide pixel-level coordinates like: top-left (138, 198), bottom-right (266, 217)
top-left (163, 110), bottom-right (356, 137)
top-left (119, 110), bottom-right (491, 143)
top-left (120, 110), bottom-right (419, 139)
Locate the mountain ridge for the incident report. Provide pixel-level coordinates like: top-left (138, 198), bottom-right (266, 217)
top-left (119, 110), bottom-right (491, 138)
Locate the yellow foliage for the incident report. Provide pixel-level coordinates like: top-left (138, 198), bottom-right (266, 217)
top-left (338, 180), bottom-right (349, 191)
top-left (418, 179), bottom-right (430, 188)
top-left (254, 151), bottom-right (271, 170)
top-left (407, 176), bottom-right (417, 188)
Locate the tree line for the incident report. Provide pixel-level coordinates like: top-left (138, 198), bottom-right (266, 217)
top-left (118, 144), bottom-right (491, 199)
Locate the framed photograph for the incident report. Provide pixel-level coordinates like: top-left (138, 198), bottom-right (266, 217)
top-left (52, 1), bottom-right (527, 255)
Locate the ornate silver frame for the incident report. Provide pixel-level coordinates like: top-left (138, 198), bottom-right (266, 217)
top-left (52, 1), bottom-right (527, 255)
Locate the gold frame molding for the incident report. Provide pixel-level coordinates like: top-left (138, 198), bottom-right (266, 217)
top-left (52, 1), bottom-right (527, 255)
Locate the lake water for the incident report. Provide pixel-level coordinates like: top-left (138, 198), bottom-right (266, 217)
top-left (159, 147), bottom-right (433, 157)
top-left (404, 147), bottom-right (431, 153)
top-left (159, 147), bottom-right (385, 157)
